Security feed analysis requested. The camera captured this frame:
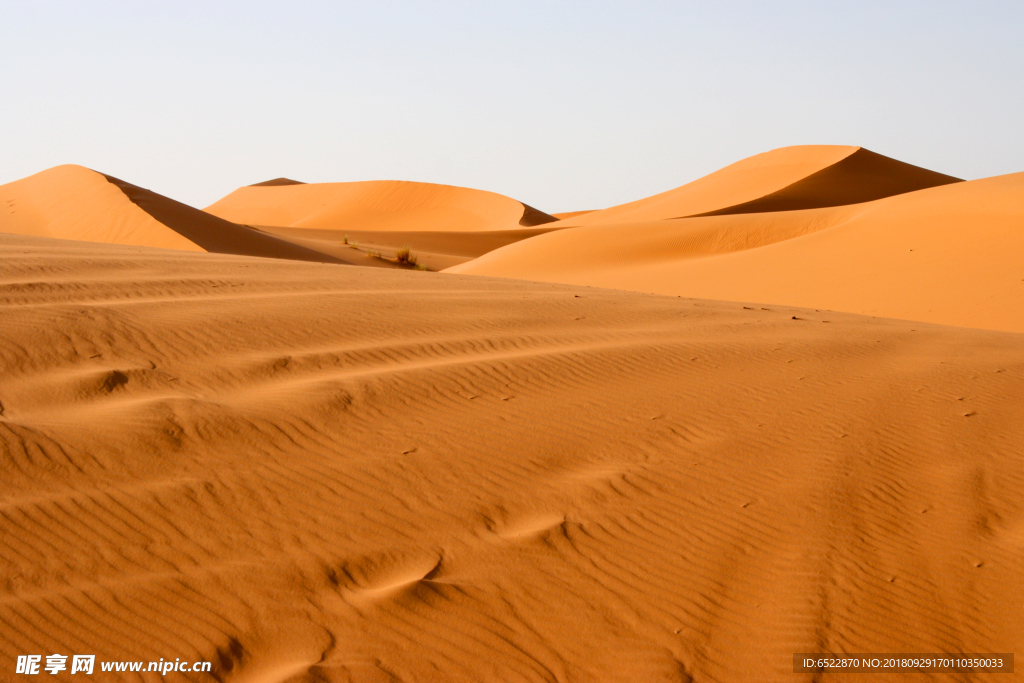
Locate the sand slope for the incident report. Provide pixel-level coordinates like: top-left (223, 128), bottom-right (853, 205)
top-left (550, 210), bottom-right (596, 220)
top-left (259, 224), bottom-right (564, 271)
top-left (1, 232), bottom-right (1021, 681)
top-left (0, 165), bottom-right (339, 263)
top-left (452, 171), bottom-right (1024, 333)
top-left (553, 145), bottom-right (960, 227)
top-left (205, 179), bottom-right (558, 233)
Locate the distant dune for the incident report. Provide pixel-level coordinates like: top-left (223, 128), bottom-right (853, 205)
top-left (249, 177), bottom-right (306, 187)
top-left (451, 169), bottom-right (1024, 333)
top-left (0, 165), bottom-right (340, 263)
top-left (201, 178), bottom-right (562, 269)
top-left (205, 179), bottom-right (558, 232)
top-left (2, 232), bottom-right (1020, 681)
top-left (551, 145), bottom-right (961, 227)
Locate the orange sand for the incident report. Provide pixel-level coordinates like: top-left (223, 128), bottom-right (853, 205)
top-left (549, 145), bottom-right (960, 228)
top-left (0, 165), bottom-right (339, 263)
top-left (1, 232), bottom-right (1021, 682)
top-left (205, 179), bottom-right (557, 232)
top-left (1, 143), bottom-right (1022, 682)
top-left (257, 225), bottom-right (564, 271)
top-left (550, 210), bottom-right (597, 220)
top-left (451, 171), bottom-right (1024, 333)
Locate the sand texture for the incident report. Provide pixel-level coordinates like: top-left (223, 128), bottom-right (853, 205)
top-left (2, 232), bottom-right (1022, 682)
top-left (1, 143), bottom-right (1021, 681)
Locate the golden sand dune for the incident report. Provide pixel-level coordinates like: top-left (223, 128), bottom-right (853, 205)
top-left (451, 171), bottom-right (1024, 333)
top-left (205, 178), bottom-right (558, 233)
top-left (1, 232), bottom-right (1021, 681)
top-left (0, 165), bottom-right (339, 263)
top-left (553, 145), bottom-right (961, 227)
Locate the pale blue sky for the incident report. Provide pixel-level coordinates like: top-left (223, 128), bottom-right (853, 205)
top-left (2, 1), bottom-right (1021, 212)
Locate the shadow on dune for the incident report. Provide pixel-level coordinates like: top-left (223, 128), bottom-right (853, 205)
top-left (690, 148), bottom-right (962, 217)
top-left (519, 203), bottom-right (559, 227)
top-left (103, 174), bottom-right (344, 264)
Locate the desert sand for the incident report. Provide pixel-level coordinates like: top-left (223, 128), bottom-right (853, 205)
top-left (452, 157), bottom-right (1024, 334)
top-left (1, 144), bottom-right (1022, 682)
top-left (201, 179), bottom-right (561, 270)
top-left (550, 211), bottom-right (596, 220)
top-left (544, 145), bottom-right (961, 227)
top-left (0, 165), bottom-right (339, 264)
top-left (204, 178), bottom-right (557, 232)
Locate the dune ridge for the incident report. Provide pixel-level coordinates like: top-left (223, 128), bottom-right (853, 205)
top-left (688, 147), bottom-right (963, 217)
top-left (451, 171), bottom-right (1024, 333)
top-left (205, 179), bottom-right (559, 233)
top-left (552, 145), bottom-right (961, 227)
top-left (1, 232), bottom-right (1021, 681)
top-left (550, 210), bottom-right (596, 220)
top-left (250, 178), bottom-right (306, 187)
top-left (0, 165), bottom-right (340, 263)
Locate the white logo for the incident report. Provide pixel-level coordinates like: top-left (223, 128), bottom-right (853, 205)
top-left (16, 654), bottom-right (96, 675)
top-left (43, 655), bottom-right (67, 675)
top-left (71, 656), bottom-right (95, 675)
top-left (15, 656), bottom-right (41, 675)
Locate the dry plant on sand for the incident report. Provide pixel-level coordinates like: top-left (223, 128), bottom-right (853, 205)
top-left (395, 246), bottom-right (418, 266)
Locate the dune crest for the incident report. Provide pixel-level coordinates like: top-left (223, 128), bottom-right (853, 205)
top-left (250, 177), bottom-right (306, 187)
top-left (690, 147), bottom-right (962, 217)
top-left (204, 179), bottom-right (558, 232)
top-left (0, 165), bottom-right (341, 263)
top-left (555, 145), bottom-right (960, 227)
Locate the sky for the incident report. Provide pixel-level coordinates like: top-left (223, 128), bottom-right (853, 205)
top-left (2, 1), bottom-right (1022, 212)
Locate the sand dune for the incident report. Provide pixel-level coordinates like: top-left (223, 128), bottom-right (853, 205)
top-left (1, 232), bottom-right (1021, 681)
top-left (0, 165), bottom-right (340, 263)
top-left (203, 178), bottom-right (561, 270)
top-left (550, 145), bottom-right (960, 227)
top-left (205, 179), bottom-right (558, 233)
top-left (452, 171), bottom-right (1024, 333)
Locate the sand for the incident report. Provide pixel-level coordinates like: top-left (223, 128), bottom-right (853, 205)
top-left (451, 170), bottom-right (1024, 333)
top-left (1, 232), bottom-right (1021, 682)
top-left (0, 165), bottom-right (340, 264)
top-left (205, 179), bottom-right (558, 233)
top-left (256, 225), bottom-right (565, 271)
top-left (0, 166), bottom-right (562, 272)
top-left (546, 146), bottom-right (961, 228)
top-left (200, 178), bottom-right (562, 270)
top-left (1, 142), bottom-right (1022, 681)
top-left (550, 210), bottom-right (596, 220)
